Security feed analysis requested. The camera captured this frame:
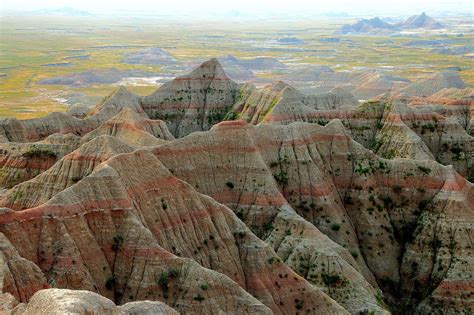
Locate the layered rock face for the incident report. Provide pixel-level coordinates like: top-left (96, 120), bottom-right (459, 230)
top-left (0, 134), bottom-right (80, 189)
top-left (234, 82), bottom-right (357, 125)
top-left (235, 85), bottom-right (472, 182)
top-left (0, 59), bottom-right (472, 315)
top-left (141, 58), bottom-right (240, 137)
top-left (153, 120), bottom-right (473, 314)
top-left (0, 149), bottom-right (344, 314)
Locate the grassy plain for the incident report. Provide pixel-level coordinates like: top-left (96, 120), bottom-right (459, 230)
top-left (0, 16), bottom-right (472, 119)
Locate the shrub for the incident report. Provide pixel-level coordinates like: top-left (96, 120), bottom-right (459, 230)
top-left (22, 146), bottom-right (57, 158)
top-left (200, 283), bottom-right (209, 290)
top-left (105, 276), bottom-right (115, 290)
top-left (274, 171), bottom-right (288, 185)
top-left (226, 181), bottom-right (234, 189)
top-left (268, 256), bottom-right (282, 264)
top-left (295, 298), bottom-right (304, 310)
top-left (418, 199), bottom-right (430, 211)
top-left (392, 185), bottom-right (402, 194)
top-left (350, 250), bottom-right (359, 258)
top-left (71, 176), bottom-right (82, 183)
top-left (316, 119), bottom-right (328, 126)
top-left (330, 223), bottom-right (341, 231)
top-left (158, 272), bottom-right (169, 291)
top-left (161, 198), bottom-right (168, 209)
top-left (418, 165), bottom-right (431, 175)
top-left (112, 235), bottom-right (124, 252)
top-left (322, 273), bottom-right (342, 286)
top-left (193, 294), bottom-right (205, 301)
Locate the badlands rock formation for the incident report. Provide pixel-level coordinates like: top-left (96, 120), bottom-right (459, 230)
top-left (0, 59), bottom-right (472, 314)
top-left (141, 58), bottom-right (240, 137)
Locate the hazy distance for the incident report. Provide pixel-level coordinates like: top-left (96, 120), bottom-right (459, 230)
top-left (2, 0), bottom-right (473, 18)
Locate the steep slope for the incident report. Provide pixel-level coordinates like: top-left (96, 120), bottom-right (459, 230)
top-left (234, 82), bottom-right (357, 125)
top-left (89, 86), bottom-right (147, 121)
top-left (0, 149), bottom-right (346, 314)
top-left (0, 231), bottom-right (49, 303)
top-left (141, 58), bottom-right (240, 137)
top-left (153, 120), bottom-right (391, 313)
top-left (152, 120), bottom-right (473, 313)
top-left (81, 108), bottom-right (173, 147)
top-left (400, 72), bottom-right (467, 97)
top-left (245, 94), bottom-right (472, 182)
top-left (0, 112), bottom-right (97, 143)
top-left (0, 136), bottom-right (135, 210)
top-left (0, 134), bottom-right (80, 189)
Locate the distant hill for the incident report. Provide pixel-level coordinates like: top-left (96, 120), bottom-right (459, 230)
top-left (276, 37), bottom-right (305, 45)
top-left (398, 12), bottom-right (444, 29)
top-left (123, 47), bottom-right (177, 65)
top-left (337, 17), bottom-right (399, 34)
top-left (337, 13), bottom-right (444, 34)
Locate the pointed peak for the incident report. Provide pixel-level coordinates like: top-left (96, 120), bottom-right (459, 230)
top-left (189, 58), bottom-right (228, 80)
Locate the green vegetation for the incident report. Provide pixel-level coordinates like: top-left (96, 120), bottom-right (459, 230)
top-left (418, 165), bottom-right (431, 175)
top-left (226, 181), bottom-right (234, 189)
top-left (274, 171), bottom-right (289, 185)
top-left (268, 256), bottom-right (282, 264)
top-left (112, 234), bottom-right (124, 252)
top-left (158, 268), bottom-right (179, 291)
top-left (2, 16), bottom-right (472, 122)
top-left (322, 273), bottom-right (344, 287)
top-left (392, 185), bottom-right (402, 194)
top-left (330, 223), bottom-right (341, 231)
top-left (22, 146), bottom-right (57, 158)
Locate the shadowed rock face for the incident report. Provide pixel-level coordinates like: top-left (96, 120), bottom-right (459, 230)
top-left (0, 59), bottom-right (472, 315)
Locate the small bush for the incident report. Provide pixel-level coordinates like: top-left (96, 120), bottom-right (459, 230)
top-left (226, 181), bottom-right (234, 189)
top-left (418, 165), bottom-right (431, 175)
top-left (418, 199), bottom-right (430, 211)
top-left (274, 171), bottom-right (289, 185)
top-left (22, 146), bottom-right (57, 158)
top-left (161, 198), bottom-right (168, 209)
top-left (392, 185), bottom-right (402, 194)
top-left (112, 235), bottom-right (124, 252)
top-left (295, 298), bottom-right (304, 310)
top-left (193, 294), bottom-right (205, 302)
top-left (200, 283), bottom-right (209, 290)
top-left (330, 223), bottom-right (341, 231)
top-left (322, 273), bottom-right (342, 286)
top-left (158, 272), bottom-right (169, 290)
top-left (105, 276), bottom-right (115, 290)
top-left (269, 161), bottom-right (279, 168)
